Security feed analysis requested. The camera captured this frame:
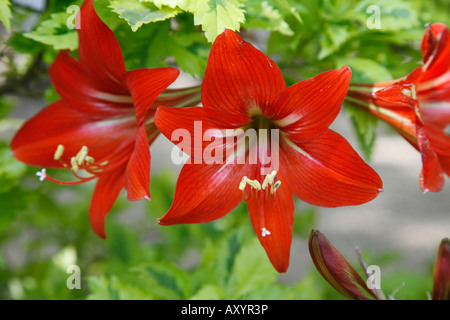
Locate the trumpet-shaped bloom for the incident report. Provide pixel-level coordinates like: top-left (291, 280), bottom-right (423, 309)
top-left (10, 0), bottom-right (194, 238)
top-left (346, 23), bottom-right (450, 192)
top-left (155, 29), bottom-right (382, 272)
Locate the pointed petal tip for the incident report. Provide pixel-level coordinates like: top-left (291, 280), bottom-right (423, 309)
top-left (340, 65), bottom-right (352, 74)
top-left (92, 226), bottom-right (107, 240)
top-left (274, 263), bottom-right (289, 274)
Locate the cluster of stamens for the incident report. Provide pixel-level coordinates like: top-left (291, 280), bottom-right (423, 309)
top-left (239, 170), bottom-right (281, 195)
top-left (238, 171), bottom-right (282, 238)
top-left (36, 144), bottom-right (102, 185)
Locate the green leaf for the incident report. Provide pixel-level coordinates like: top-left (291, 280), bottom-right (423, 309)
top-left (0, 0), bottom-right (12, 32)
top-left (355, 0), bottom-right (419, 31)
top-left (272, 0), bottom-right (303, 24)
top-left (188, 0), bottom-right (246, 42)
top-left (0, 142), bottom-right (27, 194)
top-left (318, 25), bottom-right (350, 60)
top-left (336, 56), bottom-right (393, 83)
top-left (23, 12), bottom-right (78, 50)
top-left (344, 102), bottom-right (379, 160)
top-left (231, 238), bottom-right (278, 297)
top-left (142, 0), bottom-right (189, 10)
top-left (87, 276), bottom-right (151, 300)
top-left (190, 284), bottom-right (225, 299)
top-left (109, 0), bottom-right (180, 32)
top-left (167, 36), bottom-right (208, 77)
top-left (245, 0), bottom-right (294, 36)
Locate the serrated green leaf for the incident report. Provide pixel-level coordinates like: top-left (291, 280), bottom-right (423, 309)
top-left (188, 0), bottom-right (246, 42)
top-left (110, 0), bottom-right (179, 31)
top-left (23, 12), bottom-right (78, 50)
top-left (141, 0), bottom-right (189, 10)
top-left (0, 0), bottom-right (12, 32)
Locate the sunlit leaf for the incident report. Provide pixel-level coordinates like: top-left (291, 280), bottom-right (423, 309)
top-left (23, 12), bottom-right (78, 50)
top-left (110, 0), bottom-right (179, 32)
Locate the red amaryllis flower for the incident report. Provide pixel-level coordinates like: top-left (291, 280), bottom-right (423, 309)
top-left (346, 23), bottom-right (450, 193)
top-left (432, 238), bottom-right (450, 300)
top-left (154, 29), bottom-right (383, 272)
top-left (308, 230), bottom-right (381, 300)
top-left (10, 0), bottom-right (199, 238)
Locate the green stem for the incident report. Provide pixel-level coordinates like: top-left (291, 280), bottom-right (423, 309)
top-left (173, 93), bottom-right (202, 108)
top-left (158, 85), bottom-right (202, 98)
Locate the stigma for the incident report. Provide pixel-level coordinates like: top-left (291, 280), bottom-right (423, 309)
top-left (261, 227), bottom-right (271, 237)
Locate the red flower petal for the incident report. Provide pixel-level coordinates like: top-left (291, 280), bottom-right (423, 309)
top-left (309, 230), bottom-right (377, 300)
top-left (416, 121), bottom-right (445, 192)
top-left (280, 130), bottom-right (382, 207)
top-left (202, 29), bottom-right (286, 117)
top-left (155, 105), bottom-right (250, 161)
top-left (49, 51), bottom-right (133, 117)
top-left (10, 101), bottom-right (137, 168)
top-left (124, 125), bottom-right (151, 201)
top-left (245, 168), bottom-right (294, 273)
top-left (270, 67), bottom-right (352, 142)
top-left (78, 0), bottom-right (127, 94)
top-left (373, 68), bottom-right (422, 108)
top-left (158, 162), bottom-right (247, 225)
top-left (432, 238), bottom-right (450, 300)
top-left (421, 105), bottom-right (450, 157)
top-left (89, 167), bottom-right (126, 239)
top-left (421, 23), bottom-right (450, 83)
top-left (122, 68), bottom-right (180, 126)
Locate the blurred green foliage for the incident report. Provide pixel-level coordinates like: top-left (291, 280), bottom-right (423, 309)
top-left (0, 0), bottom-right (447, 300)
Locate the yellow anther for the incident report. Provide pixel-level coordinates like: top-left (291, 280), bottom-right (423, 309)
top-left (75, 146), bottom-right (89, 166)
top-left (246, 179), bottom-right (261, 190)
top-left (53, 145), bottom-right (65, 161)
top-left (261, 170), bottom-right (277, 190)
top-left (239, 176), bottom-right (248, 191)
top-left (70, 157), bottom-right (80, 172)
top-left (271, 181), bottom-right (281, 194)
top-left (85, 156), bottom-right (95, 164)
